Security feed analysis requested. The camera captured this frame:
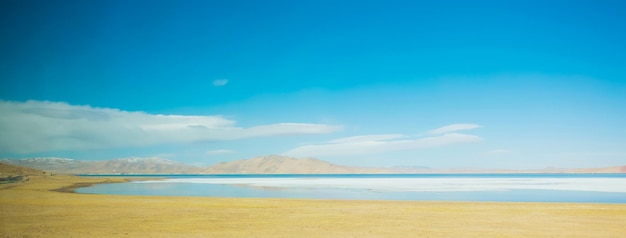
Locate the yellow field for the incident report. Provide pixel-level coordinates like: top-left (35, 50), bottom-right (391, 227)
top-left (1, 175), bottom-right (626, 237)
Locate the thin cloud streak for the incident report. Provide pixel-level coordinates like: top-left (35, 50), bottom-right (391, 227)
top-left (429, 123), bottom-right (481, 135)
top-left (205, 149), bottom-right (235, 155)
top-left (330, 134), bottom-right (405, 143)
top-left (283, 132), bottom-right (482, 157)
top-left (212, 79), bottom-right (229, 87)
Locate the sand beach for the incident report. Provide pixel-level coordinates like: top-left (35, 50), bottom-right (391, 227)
top-left (1, 174), bottom-right (626, 237)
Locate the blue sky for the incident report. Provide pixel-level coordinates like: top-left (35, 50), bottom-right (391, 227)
top-left (1, 0), bottom-right (625, 169)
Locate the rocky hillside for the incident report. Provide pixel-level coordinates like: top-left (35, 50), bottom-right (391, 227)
top-left (0, 157), bottom-right (199, 174)
top-left (201, 155), bottom-right (389, 174)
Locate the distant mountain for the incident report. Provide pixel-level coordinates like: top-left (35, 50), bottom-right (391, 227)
top-left (91, 157), bottom-right (200, 174)
top-left (569, 165), bottom-right (626, 173)
top-left (0, 157), bottom-right (91, 174)
top-left (395, 166), bottom-right (626, 174)
top-left (201, 155), bottom-right (390, 174)
top-left (1, 156), bottom-right (625, 175)
top-left (0, 157), bottom-right (199, 174)
top-left (390, 165), bottom-right (432, 173)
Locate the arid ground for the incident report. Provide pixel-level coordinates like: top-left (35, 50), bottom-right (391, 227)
top-left (1, 175), bottom-right (626, 237)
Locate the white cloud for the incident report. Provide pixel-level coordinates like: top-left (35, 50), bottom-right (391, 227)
top-left (330, 134), bottom-right (405, 143)
top-left (283, 132), bottom-right (482, 158)
top-left (0, 100), bottom-right (342, 153)
top-left (205, 149), bottom-right (235, 155)
top-left (212, 79), bottom-right (229, 87)
top-left (429, 123), bottom-right (481, 135)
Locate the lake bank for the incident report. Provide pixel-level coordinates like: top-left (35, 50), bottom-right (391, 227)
top-left (1, 175), bottom-right (626, 237)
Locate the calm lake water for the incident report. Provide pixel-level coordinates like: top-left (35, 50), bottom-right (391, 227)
top-left (76, 174), bottom-right (626, 203)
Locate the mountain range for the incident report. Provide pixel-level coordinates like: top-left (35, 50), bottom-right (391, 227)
top-left (0, 157), bottom-right (197, 174)
top-left (199, 155), bottom-right (388, 174)
top-left (1, 155), bottom-right (625, 175)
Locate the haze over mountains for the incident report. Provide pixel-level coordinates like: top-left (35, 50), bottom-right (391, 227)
top-left (1, 155), bottom-right (625, 175)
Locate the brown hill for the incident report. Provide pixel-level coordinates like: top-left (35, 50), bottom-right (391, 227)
top-left (0, 163), bottom-right (48, 176)
top-left (201, 155), bottom-right (389, 174)
top-left (0, 163), bottom-right (49, 185)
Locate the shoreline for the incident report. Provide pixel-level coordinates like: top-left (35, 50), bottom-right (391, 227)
top-left (2, 174), bottom-right (626, 237)
top-left (50, 179), bottom-right (128, 193)
top-left (70, 174), bottom-right (626, 204)
top-left (50, 176), bottom-right (164, 193)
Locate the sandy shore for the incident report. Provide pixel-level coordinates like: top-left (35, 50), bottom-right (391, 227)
top-left (1, 175), bottom-right (626, 237)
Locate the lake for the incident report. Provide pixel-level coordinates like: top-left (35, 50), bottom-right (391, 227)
top-left (77, 174), bottom-right (626, 203)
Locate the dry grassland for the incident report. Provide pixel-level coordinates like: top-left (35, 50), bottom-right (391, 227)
top-left (1, 175), bottom-right (626, 237)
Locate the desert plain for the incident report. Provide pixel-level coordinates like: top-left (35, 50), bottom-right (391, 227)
top-left (1, 174), bottom-right (626, 237)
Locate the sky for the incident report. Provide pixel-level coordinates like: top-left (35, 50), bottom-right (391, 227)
top-left (1, 0), bottom-right (625, 169)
